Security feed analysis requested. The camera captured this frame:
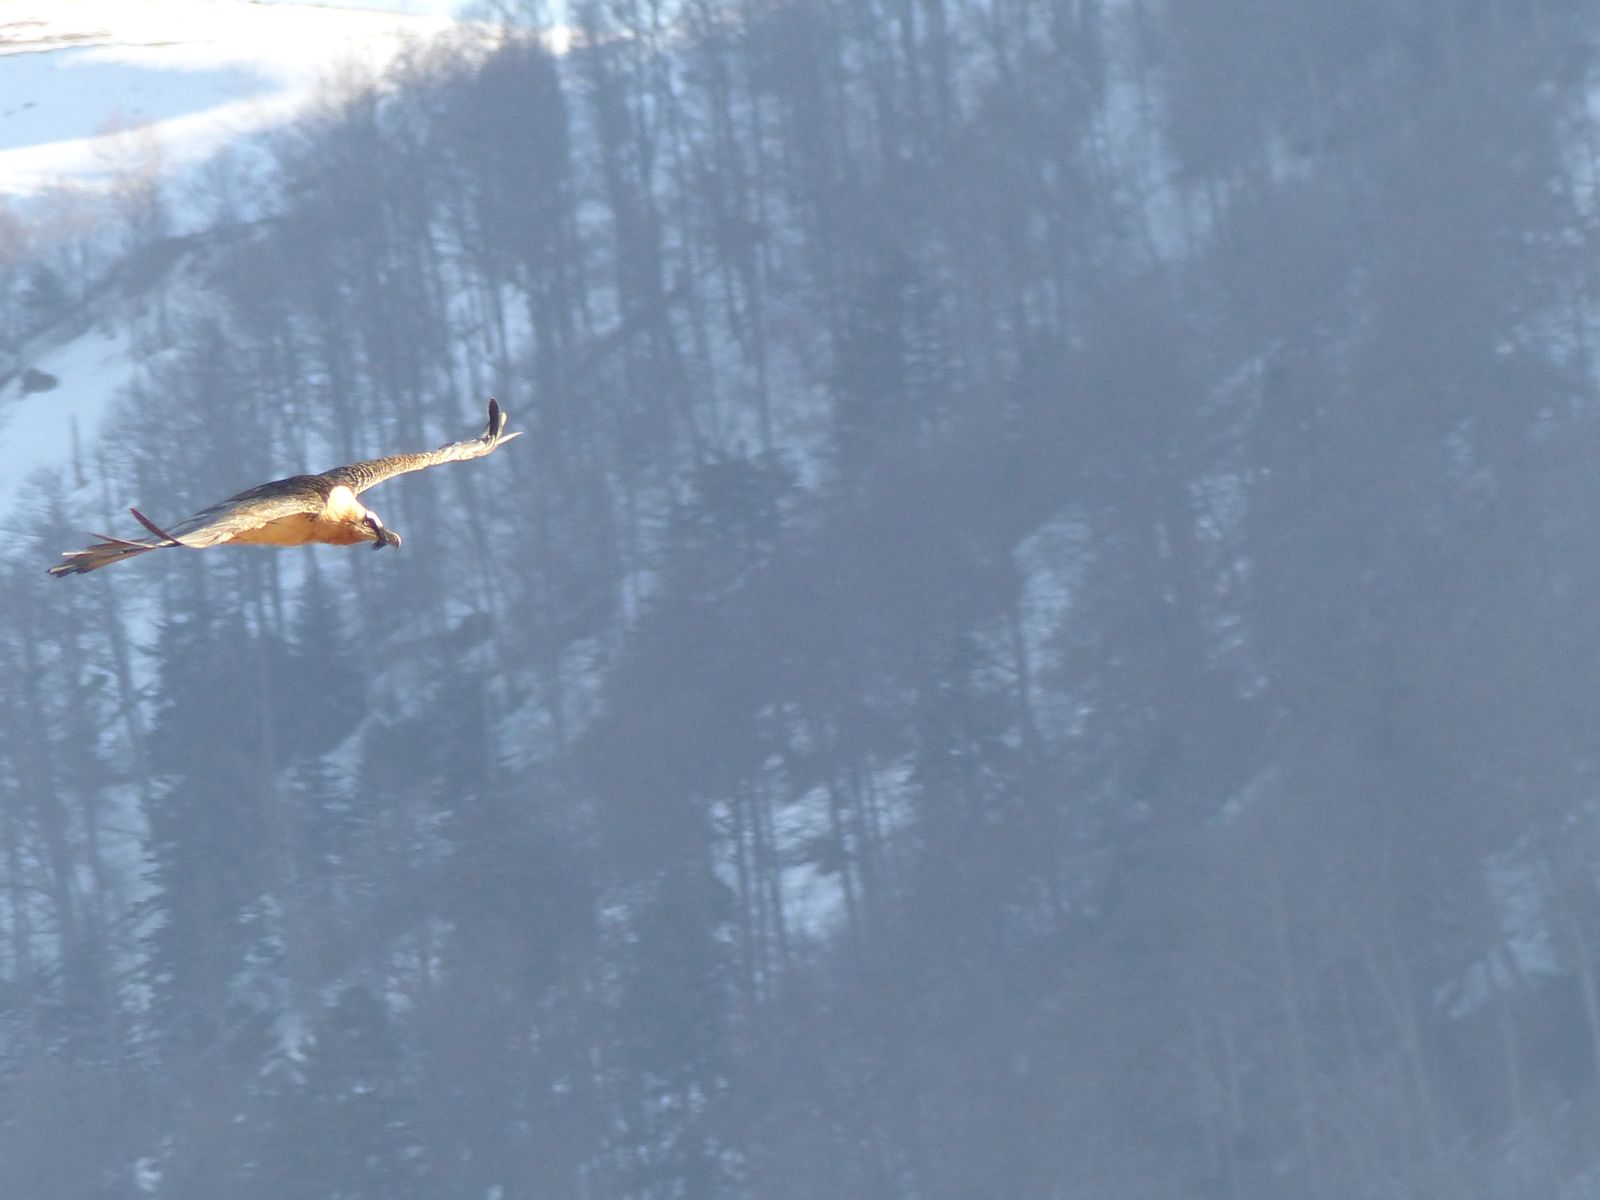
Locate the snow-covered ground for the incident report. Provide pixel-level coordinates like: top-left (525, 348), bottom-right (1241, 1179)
top-left (0, 325), bottom-right (134, 520)
top-left (0, 0), bottom-right (458, 199)
top-left (1, 0), bottom-right (477, 526)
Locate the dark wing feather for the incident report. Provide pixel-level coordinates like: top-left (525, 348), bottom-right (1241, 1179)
top-left (322, 399), bottom-right (522, 496)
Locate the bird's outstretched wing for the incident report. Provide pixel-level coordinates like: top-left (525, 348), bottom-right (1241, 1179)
top-left (153, 478), bottom-right (332, 547)
top-left (323, 398), bottom-right (523, 496)
top-left (48, 481), bottom-right (329, 576)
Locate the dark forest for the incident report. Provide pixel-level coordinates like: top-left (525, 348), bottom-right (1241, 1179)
top-left (3, 0), bottom-right (1600, 1195)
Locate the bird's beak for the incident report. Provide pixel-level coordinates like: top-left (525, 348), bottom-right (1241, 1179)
top-left (366, 515), bottom-right (402, 550)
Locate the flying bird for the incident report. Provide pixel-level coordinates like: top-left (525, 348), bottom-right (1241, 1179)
top-left (49, 399), bottom-right (522, 577)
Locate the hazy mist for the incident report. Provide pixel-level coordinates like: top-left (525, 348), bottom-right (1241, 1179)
top-left (2, 0), bottom-right (1599, 1196)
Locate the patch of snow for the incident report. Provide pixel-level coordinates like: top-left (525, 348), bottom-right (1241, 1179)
top-left (770, 786), bottom-right (846, 942)
top-left (1437, 840), bottom-right (1560, 1018)
top-left (133, 1156), bottom-right (161, 1194)
top-left (270, 1005), bottom-right (310, 1066)
top-left (1012, 510), bottom-right (1092, 720)
top-left (0, 323), bottom-right (135, 520)
top-left (708, 758), bottom-right (918, 946)
top-left (1487, 844), bottom-right (1559, 979)
top-left (499, 636), bottom-right (610, 775)
top-left (1094, 10), bottom-right (1201, 265)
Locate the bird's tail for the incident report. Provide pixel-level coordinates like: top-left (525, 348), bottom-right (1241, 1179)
top-left (48, 534), bottom-right (165, 577)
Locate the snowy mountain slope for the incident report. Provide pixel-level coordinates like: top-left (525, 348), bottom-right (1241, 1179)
top-left (0, 1), bottom-right (471, 523)
top-left (0, 0), bottom-right (456, 199)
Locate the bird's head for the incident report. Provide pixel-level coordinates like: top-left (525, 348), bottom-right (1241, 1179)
top-left (365, 512), bottom-right (402, 550)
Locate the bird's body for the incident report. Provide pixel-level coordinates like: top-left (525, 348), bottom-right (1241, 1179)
top-left (219, 482), bottom-right (370, 547)
top-left (49, 400), bottom-right (521, 577)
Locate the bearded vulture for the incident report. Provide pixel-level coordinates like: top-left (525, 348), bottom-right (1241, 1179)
top-left (49, 399), bottom-right (522, 577)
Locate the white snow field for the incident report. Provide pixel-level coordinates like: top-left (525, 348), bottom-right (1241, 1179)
top-left (0, 0), bottom-right (457, 198)
top-left (0, 1), bottom-right (473, 516)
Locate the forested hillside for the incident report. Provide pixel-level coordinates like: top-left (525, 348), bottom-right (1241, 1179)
top-left (4, 0), bottom-right (1600, 1195)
